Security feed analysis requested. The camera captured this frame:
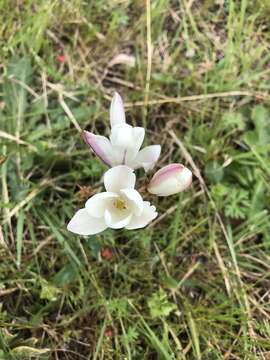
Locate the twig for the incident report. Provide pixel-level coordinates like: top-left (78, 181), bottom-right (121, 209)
top-left (144, 0), bottom-right (152, 112)
top-left (41, 72), bottom-right (51, 129)
top-left (2, 180), bottom-right (50, 225)
top-left (148, 189), bottom-right (203, 228)
top-left (177, 261), bottom-right (201, 289)
top-left (0, 130), bottom-right (37, 151)
top-left (58, 93), bottom-right (82, 133)
top-left (0, 287), bottom-right (18, 297)
top-left (31, 235), bottom-right (54, 257)
top-left (9, 76), bottom-right (39, 99)
top-left (46, 82), bottom-right (79, 102)
top-left (213, 242), bottom-right (231, 295)
top-left (125, 90), bottom-right (268, 108)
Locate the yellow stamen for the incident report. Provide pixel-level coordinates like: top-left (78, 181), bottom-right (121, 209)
top-left (113, 198), bottom-right (127, 210)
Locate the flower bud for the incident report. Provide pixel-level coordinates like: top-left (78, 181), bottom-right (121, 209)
top-left (147, 164), bottom-right (192, 196)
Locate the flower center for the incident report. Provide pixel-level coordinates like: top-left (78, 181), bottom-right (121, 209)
top-left (113, 198), bottom-right (127, 211)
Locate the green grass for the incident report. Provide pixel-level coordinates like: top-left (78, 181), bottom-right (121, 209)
top-left (1, 0), bottom-right (270, 359)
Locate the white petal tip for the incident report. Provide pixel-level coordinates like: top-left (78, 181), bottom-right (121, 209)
top-left (83, 131), bottom-right (113, 166)
top-left (134, 145), bottom-right (161, 172)
top-left (67, 208), bottom-right (107, 236)
top-left (110, 92), bottom-right (126, 127)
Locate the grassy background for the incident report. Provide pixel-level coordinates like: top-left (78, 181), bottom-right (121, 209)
top-left (1, 0), bottom-right (270, 359)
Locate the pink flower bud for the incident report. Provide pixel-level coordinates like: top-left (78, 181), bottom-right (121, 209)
top-left (147, 164), bottom-right (192, 196)
top-left (57, 55), bottom-right (66, 63)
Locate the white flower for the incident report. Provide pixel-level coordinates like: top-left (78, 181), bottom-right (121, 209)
top-left (147, 163), bottom-right (192, 196)
top-left (83, 92), bottom-right (161, 172)
top-left (67, 165), bottom-right (158, 235)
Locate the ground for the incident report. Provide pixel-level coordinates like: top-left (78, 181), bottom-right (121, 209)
top-left (0, 0), bottom-right (270, 359)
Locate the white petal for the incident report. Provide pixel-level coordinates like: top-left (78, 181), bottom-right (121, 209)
top-left (110, 123), bottom-right (133, 148)
top-left (104, 165), bottom-right (136, 193)
top-left (132, 145), bottom-right (161, 171)
top-left (104, 209), bottom-right (132, 229)
top-left (110, 125), bottom-right (145, 166)
top-left (120, 188), bottom-right (144, 216)
top-left (110, 148), bottom-right (125, 166)
top-left (125, 202), bottom-right (158, 230)
top-left (110, 92), bottom-right (126, 128)
top-left (83, 131), bottom-right (113, 166)
top-left (125, 127), bottom-right (145, 165)
top-left (148, 164), bottom-right (192, 196)
top-left (67, 208), bottom-right (107, 235)
top-left (85, 192), bottom-right (118, 218)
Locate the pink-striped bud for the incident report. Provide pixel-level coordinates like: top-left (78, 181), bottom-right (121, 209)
top-left (147, 164), bottom-right (192, 196)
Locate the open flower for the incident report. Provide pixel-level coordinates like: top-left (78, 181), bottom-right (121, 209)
top-left (147, 163), bottom-right (192, 196)
top-left (67, 165), bottom-right (158, 235)
top-left (83, 92), bottom-right (161, 171)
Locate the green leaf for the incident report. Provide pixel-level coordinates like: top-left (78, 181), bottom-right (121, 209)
top-left (244, 106), bottom-right (270, 148)
top-left (224, 188), bottom-right (250, 219)
top-left (211, 183), bottom-right (228, 199)
top-left (148, 289), bottom-right (177, 318)
top-left (222, 111), bottom-right (245, 130)
top-left (161, 275), bottom-right (179, 289)
top-left (205, 160), bottom-right (224, 183)
top-left (39, 278), bottom-right (60, 301)
top-left (251, 105), bottom-right (269, 131)
top-left (243, 130), bottom-right (259, 147)
top-left (3, 56), bottom-right (33, 133)
top-left (53, 263), bottom-right (79, 287)
top-left (248, 178), bottom-right (266, 218)
top-left (107, 298), bottom-right (129, 316)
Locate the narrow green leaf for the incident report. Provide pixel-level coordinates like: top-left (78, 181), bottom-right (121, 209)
top-left (16, 210), bottom-right (25, 267)
top-left (187, 312), bottom-right (201, 360)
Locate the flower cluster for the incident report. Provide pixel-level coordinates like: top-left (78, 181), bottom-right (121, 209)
top-left (67, 93), bottom-right (192, 236)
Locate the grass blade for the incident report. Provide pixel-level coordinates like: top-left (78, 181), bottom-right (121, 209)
top-left (16, 210), bottom-right (25, 268)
